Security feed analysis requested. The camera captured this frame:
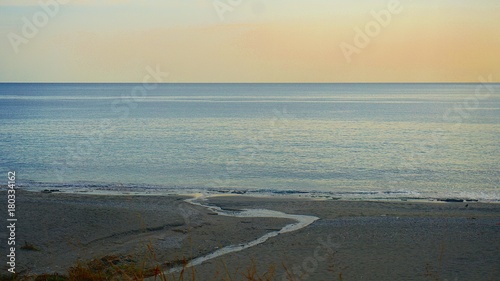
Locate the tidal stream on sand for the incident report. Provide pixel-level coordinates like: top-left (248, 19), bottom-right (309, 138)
top-left (162, 194), bottom-right (319, 275)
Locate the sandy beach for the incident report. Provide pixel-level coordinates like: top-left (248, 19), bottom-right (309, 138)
top-left (1, 190), bottom-right (499, 280)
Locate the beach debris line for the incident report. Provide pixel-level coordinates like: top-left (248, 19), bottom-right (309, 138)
top-left (437, 198), bottom-right (464, 203)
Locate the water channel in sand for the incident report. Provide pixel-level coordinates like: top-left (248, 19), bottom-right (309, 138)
top-left (163, 194), bottom-right (319, 274)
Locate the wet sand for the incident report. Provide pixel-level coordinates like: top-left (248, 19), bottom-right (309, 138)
top-left (0, 191), bottom-right (293, 276)
top-left (1, 191), bottom-right (499, 280)
top-left (201, 196), bottom-right (500, 281)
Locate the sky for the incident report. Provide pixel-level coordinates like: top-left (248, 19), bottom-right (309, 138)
top-left (0, 0), bottom-right (499, 82)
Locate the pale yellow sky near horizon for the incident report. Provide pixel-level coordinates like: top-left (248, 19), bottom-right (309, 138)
top-left (0, 0), bottom-right (499, 82)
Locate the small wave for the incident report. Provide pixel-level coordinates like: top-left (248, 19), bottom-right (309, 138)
top-left (15, 180), bottom-right (500, 203)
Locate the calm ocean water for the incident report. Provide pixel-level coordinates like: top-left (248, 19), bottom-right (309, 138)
top-left (0, 83), bottom-right (499, 200)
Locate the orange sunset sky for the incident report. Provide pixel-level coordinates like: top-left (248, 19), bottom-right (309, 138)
top-left (0, 0), bottom-right (499, 82)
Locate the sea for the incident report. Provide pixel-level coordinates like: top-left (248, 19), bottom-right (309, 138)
top-left (0, 83), bottom-right (499, 201)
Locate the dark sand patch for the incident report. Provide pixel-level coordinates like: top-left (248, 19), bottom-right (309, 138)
top-left (0, 191), bottom-right (293, 275)
top-left (1, 192), bottom-right (498, 280)
top-left (188, 196), bottom-right (500, 281)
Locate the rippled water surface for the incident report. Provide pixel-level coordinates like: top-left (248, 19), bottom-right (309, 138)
top-left (1, 83), bottom-right (499, 200)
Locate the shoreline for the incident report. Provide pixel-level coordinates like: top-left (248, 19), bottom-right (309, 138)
top-left (1, 190), bottom-right (499, 280)
top-left (9, 184), bottom-right (500, 204)
top-left (7, 178), bottom-right (500, 203)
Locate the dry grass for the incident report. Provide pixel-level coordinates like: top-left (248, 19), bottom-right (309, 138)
top-left (4, 242), bottom-right (488, 281)
top-left (2, 254), bottom-right (279, 281)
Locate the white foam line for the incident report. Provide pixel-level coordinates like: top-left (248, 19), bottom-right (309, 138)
top-left (162, 194), bottom-right (319, 275)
